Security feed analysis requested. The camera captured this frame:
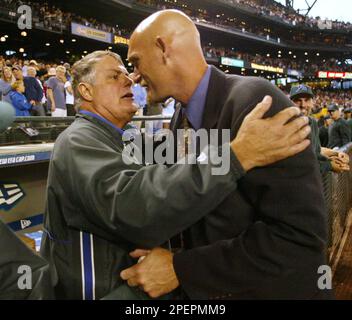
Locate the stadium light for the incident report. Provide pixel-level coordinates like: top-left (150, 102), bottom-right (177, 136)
top-left (21, 31), bottom-right (27, 37)
top-left (45, 43), bottom-right (50, 46)
top-left (304, 52), bottom-right (308, 55)
top-left (60, 39), bottom-right (64, 44)
top-left (289, 51), bottom-right (292, 55)
top-left (4, 35), bottom-right (8, 38)
top-left (66, 51), bottom-right (70, 54)
top-left (72, 39), bottom-right (77, 42)
top-left (108, 46), bottom-right (113, 50)
top-left (19, 48), bottom-right (24, 53)
top-left (0, 37), bottom-right (5, 42)
top-left (316, 53), bottom-right (320, 56)
top-left (293, 55), bottom-right (297, 58)
top-left (267, 54), bottom-right (270, 57)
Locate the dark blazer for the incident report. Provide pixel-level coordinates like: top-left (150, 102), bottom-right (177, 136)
top-left (171, 66), bottom-right (331, 299)
top-left (24, 76), bottom-right (43, 103)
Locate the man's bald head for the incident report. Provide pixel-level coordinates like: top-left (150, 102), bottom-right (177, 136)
top-left (131, 9), bottom-right (200, 46)
top-left (128, 10), bottom-right (207, 104)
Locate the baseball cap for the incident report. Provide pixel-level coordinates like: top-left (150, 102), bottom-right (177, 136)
top-left (11, 65), bottom-right (22, 71)
top-left (290, 84), bottom-right (314, 100)
top-left (327, 104), bottom-right (339, 112)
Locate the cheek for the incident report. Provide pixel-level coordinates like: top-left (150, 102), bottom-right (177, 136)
top-left (94, 85), bottom-right (121, 105)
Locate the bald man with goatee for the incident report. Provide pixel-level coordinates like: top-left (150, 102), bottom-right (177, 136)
top-left (121, 10), bottom-right (331, 300)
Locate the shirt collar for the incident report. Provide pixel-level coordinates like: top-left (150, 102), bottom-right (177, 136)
top-left (79, 110), bottom-right (125, 136)
top-left (185, 65), bottom-right (211, 130)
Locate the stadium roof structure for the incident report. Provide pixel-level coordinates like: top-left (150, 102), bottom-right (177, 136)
top-left (285, 0), bottom-right (319, 16)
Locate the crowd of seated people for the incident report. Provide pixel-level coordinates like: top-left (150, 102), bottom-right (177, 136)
top-left (136, 0), bottom-right (351, 46)
top-left (1, 0), bottom-right (349, 47)
top-left (203, 46), bottom-right (352, 74)
top-left (1, 0), bottom-right (130, 36)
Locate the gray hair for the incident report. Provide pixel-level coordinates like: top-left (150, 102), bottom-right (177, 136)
top-left (27, 66), bottom-right (37, 77)
top-left (56, 65), bottom-right (66, 74)
top-left (71, 50), bottom-right (124, 108)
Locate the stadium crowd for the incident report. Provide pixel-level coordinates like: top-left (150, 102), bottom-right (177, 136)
top-left (0, 56), bottom-right (75, 116)
top-left (1, 0), bottom-right (350, 47)
top-left (220, 0), bottom-right (352, 30)
top-left (1, 55), bottom-right (352, 126)
top-left (136, 0), bottom-right (351, 46)
top-left (203, 46), bottom-right (352, 74)
top-left (1, 0), bottom-right (130, 35)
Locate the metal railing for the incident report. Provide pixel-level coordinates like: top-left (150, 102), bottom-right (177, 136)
top-left (325, 143), bottom-right (352, 261)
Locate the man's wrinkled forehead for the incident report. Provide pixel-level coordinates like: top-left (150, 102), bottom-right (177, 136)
top-left (99, 57), bottom-right (128, 75)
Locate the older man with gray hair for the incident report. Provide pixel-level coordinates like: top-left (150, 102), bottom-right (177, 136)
top-left (40, 50), bottom-right (312, 299)
top-left (47, 65), bottom-right (67, 117)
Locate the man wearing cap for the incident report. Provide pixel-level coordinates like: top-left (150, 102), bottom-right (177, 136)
top-left (327, 104), bottom-right (351, 149)
top-left (290, 85), bottom-right (349, 173)
top-left (319, 115), bottom-right (332, 148)
top-left (11, 65), bottom-right (24, 81)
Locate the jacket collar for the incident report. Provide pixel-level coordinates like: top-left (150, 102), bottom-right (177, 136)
top-left (170, 66), bottom-right (228, 132)
top-left (201, 65), bottom-right (228, 130)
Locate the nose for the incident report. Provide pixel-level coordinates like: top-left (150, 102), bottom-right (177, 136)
top-left (122, 72), bottom-right (134, 87)
top-left (129, 71), bottom-right (141, 84)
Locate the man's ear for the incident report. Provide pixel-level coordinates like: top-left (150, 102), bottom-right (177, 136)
top-left (156, 36), bottom-right (169, 64)
top-left (78, 82), bottom-right (94, 102)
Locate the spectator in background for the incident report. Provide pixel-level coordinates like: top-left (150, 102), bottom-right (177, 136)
top-left (319, 115), bottom-right (332, 148)
top-left (1, 66), bottom-right (15, 85)
top-left (290, 85), bottom-right (349, 173)
top-left (0, 67), bottom-right (13, 104)
top-left (22, 60), bottom-right (29, 77)
top-left (11, 65), bottom-right (24, 81)
top-left (9, 80), bottom-right (32, 116)
top-left (327, 104), bottom-right (351, 149)
top-left (64, 78), bottom-right (75, 116)
top-left (162, 97), bottom-right (175, 129)
top-left (132, 83), bottom-right (147, 128)
top-left (63, 63), bottom-right (72, 81)
top-left (47, 66), bottom-right (67, 117)
top-left (26, 67), bottom-right (45, 116)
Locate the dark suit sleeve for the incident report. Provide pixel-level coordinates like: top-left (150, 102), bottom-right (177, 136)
top-left (0, 220), bottom-right (53, 299)
top-left (173, 78), bottom-right (328, 299)
top-left (33, 79), bottom-right (43, 102)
